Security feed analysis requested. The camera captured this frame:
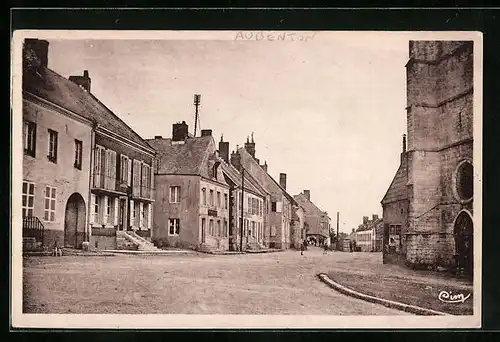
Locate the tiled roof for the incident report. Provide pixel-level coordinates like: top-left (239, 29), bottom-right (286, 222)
top-left (220, 161), bottom-right (266, 197)
top-left (381, 155), bottom-right (408, 204)
top-left (146, 136), bottom-right (214, 177)
top-left (293, 193), bottom-right (325, 216)
top-left (23, 66), bottom-right (153, 151)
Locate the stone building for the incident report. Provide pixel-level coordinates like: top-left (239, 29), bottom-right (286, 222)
top-left (218, 135), bottom-right (268, 251)
top-left (22, 38), bottom-right (157, 251)
top-left (22, 39), bottom-right (93, 250)
top-left (353, 215), bottom-right (383, 252)
top-left (230, 136), bottom-right (298, 249)
top-left (290, 205), bottom-right (305, 249)
top-left (293, 190), bottom-right (331, 246)
top-left (382, 40), bottom-right (474, 277)
top-left (147, 123), bottom-right (230, 252)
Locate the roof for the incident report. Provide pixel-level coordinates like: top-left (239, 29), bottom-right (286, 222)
top-left (293, 193), bottom-right (327, 217)
top-left (237, 147), bottom-right (298, 206)
top-left (23, 65), bottom-right (153, 151)
top-left (146, 136), bottom-right (214, 177)
top-left (381, 154), bottom-right (408, 204)
top-left (220, 161), bottom-right (266, 197)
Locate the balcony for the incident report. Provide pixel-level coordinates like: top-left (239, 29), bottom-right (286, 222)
top-left (92, 172), bottom-right (127, 195)
top-left (132, 185), bottom-right (155, 201)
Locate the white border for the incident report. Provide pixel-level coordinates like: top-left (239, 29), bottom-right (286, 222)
top-left (11, 30), bottom-right (483, 329)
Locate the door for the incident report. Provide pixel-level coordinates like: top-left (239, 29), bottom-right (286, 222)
top-left (64, 193), bottom-right (86, 248)
top-left (201, 218), bottom-right (206, 243)
top-left (119, 199), bottom-right (126, 230)
top-left (454, 211), bottom-right (473, 278)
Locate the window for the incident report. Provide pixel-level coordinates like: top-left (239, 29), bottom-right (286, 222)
top-left (169, 218), bottom-right (180, 235)
top-left (271, 201), bottom-right (277, 212)
top-left (224, 193), bottom-right (228, 209)
top-left (224, 220), bottom-right (228, 237)
top-left (92, 194), bottom-right (99, 223)
top-left (209, 219), bottom-right (214, 236)
top-left (248, 197), bottom-right (252, 214)
top-left (24, 121), bottom-right (36, 157)
top-left (259, 200), bottom-right (262, 216)
top-left (170, 186), bottom-right (180, 203)
top-left (120, 155), bottom-right (129, 184)
top-left (217, 220), bottom-right (221, 237)
top-left (209, 190), bottom-right (214, 206)
top-left (74, 139), bottom-right (83, 169)
top-left (271, 225), bottom-right (277, 236)
top-left (455, 161), bottom-right (473, 202)
top-left (202, 188), bottom-right (207, 205)
top-left (217, 191), bottom-right (221, 208)
top-left (44, 186), bottom-right (56, 221)
top-left (22, 181), bottom-right (35, 217)
top-left (47, 129), bottom-right (58, 163)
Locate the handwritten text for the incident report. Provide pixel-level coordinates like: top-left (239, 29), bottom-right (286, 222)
top-left (438, 290), bottom-right (471, 304)
top-left (234, 31), bottom-right (316, 42)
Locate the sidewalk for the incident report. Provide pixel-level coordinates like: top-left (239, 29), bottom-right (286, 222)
top-left (324, 252), bottom-right (473, 315)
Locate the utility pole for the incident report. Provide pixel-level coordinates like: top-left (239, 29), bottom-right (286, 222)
top-left (193, 94), bottom-right (201, 137)
top-left (240, 168), bottom-right (244, 252)
top-left (336, 211), bottom-right (340, 251)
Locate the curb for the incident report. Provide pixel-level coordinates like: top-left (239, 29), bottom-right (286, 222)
top-left (317, 273), bottom-right (450, 316)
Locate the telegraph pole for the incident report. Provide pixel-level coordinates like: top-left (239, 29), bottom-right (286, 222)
top-left (336, 211), bottom-right (340, 251)
top-left (240, 168), bottom-right (244, 252)
top-left (193, 94), bottom-right (201, 137)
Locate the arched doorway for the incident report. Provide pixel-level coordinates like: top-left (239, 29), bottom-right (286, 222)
top-left (64, 193), bottom-right (86, 248)
top-left (453, 211), bottom-right (473, 278)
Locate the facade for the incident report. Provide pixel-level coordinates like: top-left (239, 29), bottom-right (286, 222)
top-left (294, 190), bottom-right (331, 245)
top-left (353, 215), bottom-right (383, 252)
top-left (147, 124), bottom-right (230, 251)
top-left (382, 41), bottom-right (474, 277)
top-left (22, 39), bottom-right (93, 249)
top-left (230, 136), bottom-right (298, 249)
top-left (290, 205), bottom-right (305, 249)
top-left (22, 38), bottom-right (156, 251)
top-left (218, 136), bottom-right (267, 251)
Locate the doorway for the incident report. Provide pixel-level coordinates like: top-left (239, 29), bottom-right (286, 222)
top-left (201, 218), bottom-right (206, 243)
top-left (119, 199), bottom-right (127, 230)
top-left (454, 211), bottom-right (473, 278)
top-left (64, 193), bottom-right (86, 248)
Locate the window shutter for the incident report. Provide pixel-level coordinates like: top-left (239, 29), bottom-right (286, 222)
top-left (103, 196), bottom-right (109, 224)
top-left (147, 203), bottom-right (152, 229)
top-left (127, 159), bottom-right (132, 186)
top-left (110, 150), bottom-right (117, 187)
top-left (130, 200), bottom-right (135, 227)
top-left (113, 197), bottom-right (119, 225)
top-left (139, 202), bottom-right (144, 228)
top-left (276, 201), bottom-right (283, 213)
top-left (150, 163), bottom-right (154, 190)
top-left (90, 194), bottom-right (96, 224)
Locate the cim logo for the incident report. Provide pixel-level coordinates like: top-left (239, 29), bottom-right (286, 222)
top-left (438, 290), bottom-right (471, 304)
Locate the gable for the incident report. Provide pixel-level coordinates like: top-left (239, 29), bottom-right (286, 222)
top-left (381, 155), bottom-right (408, 205)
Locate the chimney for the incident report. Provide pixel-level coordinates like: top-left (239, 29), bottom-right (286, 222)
top-left (172, 121), bottom-right (189, 142)
top-left (279, 173), bottom-right (287, 190)
top-left (201, 129), bottom-right (212, 137)
top-left (154, 135), bottom-right (163, 139)
top-left (372, 214), bottom-right (379, 221)
top-left (219, 134), bottom-right (230, 163)
top-left (260, 161), bottom-right (268, 172)
top-left (363, 216), bottom-right (369, 225)
top-left (24, 38), bottom-right (49, 68)
top-left (230, 150), bottom-right (241, 171)
top-left (69, 70), bottom-right (92, 92)
top-left (303, 190), bottom-right (311, 201)
top-left (244, 132), bottom-right (256, 158)
top-left (400, 134), bottom-right (407, 163)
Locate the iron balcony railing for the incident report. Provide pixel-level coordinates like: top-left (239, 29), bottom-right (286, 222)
top-left (23, 216), bottom-right (45, 246)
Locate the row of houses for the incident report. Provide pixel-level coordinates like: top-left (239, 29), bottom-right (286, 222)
top-left (339, 214), bottom-right (383, 252)
top-left (21, 38), bottom-right (331, 253)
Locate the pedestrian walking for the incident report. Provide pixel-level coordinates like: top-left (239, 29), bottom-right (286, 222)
top-left (349, 240), bottom-right (353, 253)
top-left (323, 242), bottom-right (329, 255)
top-left (300, 240), bottom-right (305, 255)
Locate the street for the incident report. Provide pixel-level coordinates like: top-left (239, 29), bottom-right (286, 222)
top-left (23, 248), bottom-right (410, 315)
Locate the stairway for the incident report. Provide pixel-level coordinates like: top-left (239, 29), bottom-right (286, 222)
top-left (120, 230), bottom-right (160, 251)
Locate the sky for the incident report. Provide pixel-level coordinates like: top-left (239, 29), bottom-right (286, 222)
top-left (46, 32), bottom-right (409, 233)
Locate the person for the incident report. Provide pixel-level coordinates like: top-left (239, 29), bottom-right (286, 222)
top-left (323, 242), bottom-right (329, 255)
top-left (349, 240), bottom-right (353, 253)
top-left (300, 240), bottom-right (306, 255)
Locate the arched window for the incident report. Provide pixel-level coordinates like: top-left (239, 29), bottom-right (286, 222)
top-left (454, 160), bottom-right (473, 203)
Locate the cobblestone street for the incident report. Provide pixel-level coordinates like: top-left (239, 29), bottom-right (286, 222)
top-left (23, 248), bottom-right (410, 315)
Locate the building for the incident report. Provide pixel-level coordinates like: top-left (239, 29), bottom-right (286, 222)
top-left (353, 215), bottom-right (383, 252)
top-left (22, 39), bottom-right (93, 250)
top-left (147, 124), bottom-right (230, 251)
top-left (230, 135), bottom-right (298, 249)
top-left (218, 135), bottom-right (268, 251)
top-left (290, 205), bottom-right (305, 249)
top-left (293, 190), bottom-right (331, 246)
top-left (382, 41), bottom-right (474, 277)
top-left (21, 38), bottom-right (157, 251)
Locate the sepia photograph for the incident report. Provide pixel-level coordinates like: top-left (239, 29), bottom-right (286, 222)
top-left (11, 30), bottom-right (482, 329)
